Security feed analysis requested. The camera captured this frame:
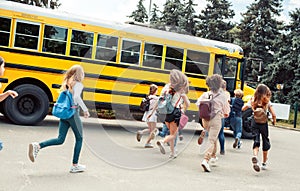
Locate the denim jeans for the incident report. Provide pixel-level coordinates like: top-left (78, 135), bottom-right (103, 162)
top-left (230, 116), bottom-right (242, 143)
top-left (158, 123), bottom-right (177, 146)
top-left (218, 118), bottom-right (225, 153)
top-left (39, 109), bottom-right (83, 164)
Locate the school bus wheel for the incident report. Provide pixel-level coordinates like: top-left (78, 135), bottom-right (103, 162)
top-left (241, 108), bottom-right (254, 139)
top-left (3, 84), bottom-right (50, 125)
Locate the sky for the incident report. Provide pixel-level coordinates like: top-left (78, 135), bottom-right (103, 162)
top-left (59, 0), bottom-right (300, 24)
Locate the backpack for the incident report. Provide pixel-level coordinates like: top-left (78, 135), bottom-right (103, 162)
top-left (157, 93), bottom-right (174, 114)
top-left (139, 96), bottom-right (152, 112)
top-left (253, 107), bottom-right (268, 124)
top-left (198, 93), bottom-right (220, 121)
top-left (52, 90), bottom-right (76, 119)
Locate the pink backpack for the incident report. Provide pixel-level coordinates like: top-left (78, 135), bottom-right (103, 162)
top-left (198, 93), bottom-right (220, 120)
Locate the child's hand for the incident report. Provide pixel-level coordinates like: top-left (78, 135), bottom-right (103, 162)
top-left (84, 111), bottom-right (90, 118)
top-left (8, 90), bottom-right (18, 98)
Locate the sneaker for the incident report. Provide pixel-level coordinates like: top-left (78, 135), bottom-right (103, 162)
top-left (0, 141), bottom-right (3, 151)
top-left (201, 160), bottom-right (211, 172)
top-left (28, 142), bottom-right (40, 162)
top-left (144, 143), bottom-right (154, 148)
top-left (233, 138), bottom-right (238, 148)
top-left (136, 131), bottom-right (142, 142)
top-left (179, 135), bottom-right (184, 141)
top-left (169, 152), bottom-right (177, 159)
top-left (150, 128), bottom-right (159, 140)
top-left (210, 157), bottom-right (218, 167)
top-left (261, 162), bottom-right (267, 170)
top-left (156, 140), bottom-right (166, 154)
top-left (198, 130), bottom-right (206, 145)
top-left (252, 156), bottom-right (260, 172)
top-left (237, 141), bottom-right (243, 149)
top-left (70, 164), bottom-right (86, 173)
top-left (220, 150), bottom-right (225, 155)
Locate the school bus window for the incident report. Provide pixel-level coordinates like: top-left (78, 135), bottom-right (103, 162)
top-left (213, 57), bottom-right (223, 75)
top-left (96, 34), bottom-right (118, 62)
top-left (43, 25), bottom-right (67, 55)
top-left (165, 46), bottom-right (184, 70)
top-left (0, 17), bottom-right (11, 46)
top-left (70, 30), bottom-right (93, 58)
top-left (120, 39), bottom-right (141, 64)
top-left (186, 50), bottom-right (210, 75)
top-left (224, 58), bottom-right (237, 78)
top-left (143, 43), bottom-right (163, 69)
top-left (14, 21), bottom-right (40, 50)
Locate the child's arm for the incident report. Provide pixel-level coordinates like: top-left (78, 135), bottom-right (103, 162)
top-left (269, 105), bottom-right (276, 125)
top-left (0, 90), bottom-right (18, 102)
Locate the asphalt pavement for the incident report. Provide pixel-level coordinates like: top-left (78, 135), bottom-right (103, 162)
top-left (0, 115), bottom-right (300, 191)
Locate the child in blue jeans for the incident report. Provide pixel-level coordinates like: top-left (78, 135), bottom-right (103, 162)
top-left (230, 89), bottom-right (244, 149)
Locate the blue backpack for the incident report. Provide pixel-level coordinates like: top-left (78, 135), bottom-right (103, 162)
top-left (52, 90), bottom-right (76, 119)
top-left (157, 93), bottom-right (174, 114)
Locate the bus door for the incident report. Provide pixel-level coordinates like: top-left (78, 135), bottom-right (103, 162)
top-left (214, 55), bottom-right (238, 95)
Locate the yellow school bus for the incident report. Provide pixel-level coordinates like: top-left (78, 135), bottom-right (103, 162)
top-left (0, 1), bottom-right (255, 136)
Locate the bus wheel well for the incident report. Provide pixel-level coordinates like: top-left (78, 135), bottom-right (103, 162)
top-left (5, 78), bottom-right (53, 103)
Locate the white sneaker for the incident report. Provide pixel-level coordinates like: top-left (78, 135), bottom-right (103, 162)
top-left (201, 160), bottom-right (211, 172)
top-left (252, 156), bottom-right (260, 172)
top-left (156, 140), bottom-right (166, 154)
top-left (210, 157), bottom-right (218, 167)
top-left (261, 162), bottom-right (268, 170)
top-left (70, 164), bottom-right (86, 173)
top-left (28, 142), bottom-right (40, 162)
top-left (238, 141), bottom-right (243, 149)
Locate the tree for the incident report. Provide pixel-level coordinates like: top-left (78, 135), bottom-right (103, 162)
top-left (161, 0), bottom-right (185, 27)
top-left (271, 8), bottom-right (300, 104)
top-left (196, 0), bottom-right (235, 42)
top-left (128, 0), bottom-right (148, 23)
top-left (7, 0), bottom-right (60, 9)
top-left (149, 3), bottom-right (160, 25)
top-left (178, 0), bottom-right (198, 35)
top-left (238, 0), bottom-right (284, 90)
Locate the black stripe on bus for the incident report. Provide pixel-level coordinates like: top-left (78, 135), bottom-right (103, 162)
top-left (0, 47), bottom-right (207, 78)
top-left (0, 78), bottom-right (8, 83)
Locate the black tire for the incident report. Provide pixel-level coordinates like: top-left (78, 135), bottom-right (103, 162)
top-left (242, 108), bottom-right (254, 139)
top-left (3, 84), bottom-right (49, 125)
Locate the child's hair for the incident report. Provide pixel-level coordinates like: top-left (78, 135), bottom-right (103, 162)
top-left (149, 84), bottom-right (158, 95)
top-left (206, 74), bottom-right (223, 93)
top-left (0, 56), bottom-right (4, 66)
top-left (169, 69), bottom-right (189, 93)
top-left (62, 65), bottom-right (84, 90)
top-left (234, 89), bottom-right (244, 98)
top-left (252, 84), bottom-right (271, 110)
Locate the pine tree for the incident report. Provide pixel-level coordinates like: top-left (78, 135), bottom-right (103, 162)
top-left (7, 0), bottom-right (60, 9)
top-left (161, 0), bottom-right (185, 27)
top-left (238, 0), bottom-right (284, 89)
top-left (196, 0), bottom-right (235, 42)
top-left (178, 0), bottom-right (198, 35)
top-left (271, 8), bottom-right (300, 104)
top-left (149, 3), bottom-right (160, 25)
top-left (128, 0), bottom-right (148, 23)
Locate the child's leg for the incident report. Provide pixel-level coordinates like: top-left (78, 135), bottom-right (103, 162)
top-left (145, 122), bottom-right (156, 144)
top-left (159, 123), bottom-right (169, 137)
